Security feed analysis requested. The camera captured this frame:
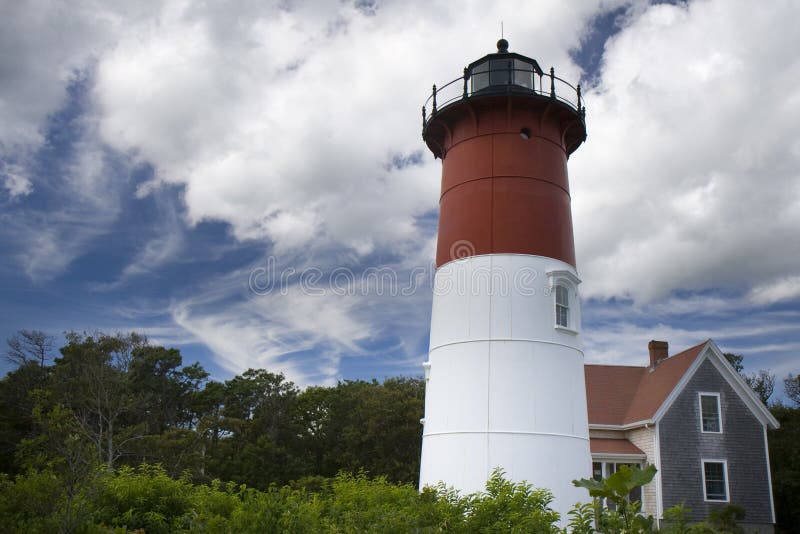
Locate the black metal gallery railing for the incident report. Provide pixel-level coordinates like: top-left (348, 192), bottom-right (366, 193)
top-left (422, 66), bottom-right (585, 131)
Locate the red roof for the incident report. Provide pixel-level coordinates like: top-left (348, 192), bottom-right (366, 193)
top-left (590, 438), bottom-right (646, 457)
top-left (584, 341), bottom-right (707, 426)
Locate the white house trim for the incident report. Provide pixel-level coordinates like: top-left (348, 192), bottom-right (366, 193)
top-left (591, 453), bottom-right (646, 461)
top-left (588, 420), bottom-right (654, 431)
top-left (763, 425), bottom-right (776, 524)
top-left (654, 422), bottom-right (663, 521)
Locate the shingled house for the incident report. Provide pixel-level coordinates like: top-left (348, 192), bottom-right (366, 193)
top-left (585, 339), bottom-right (779, 531)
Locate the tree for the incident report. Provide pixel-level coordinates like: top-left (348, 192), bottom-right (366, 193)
top-left (128, 346), bottom-right (208, 433)
top-left (295, 377), bottom-right (425, 485)
top-left (206, 369), bottom-right (304, 487)
top-left (724, 352), bottom-right (774, 406)
top-left (52, 332), bottom-right (147, 469)
top-left (744, 369), bottom-right (775, 406)
top-left (6, 329), bottom-right (54, 368)
top-left (0, 361), bottom-right (50, 473)
top-left (769, 404), bottom-right (800, 532)
top-left (784, 373), bottom-right (799, 406)
top-left (723, 352), bottom-right (744, 373)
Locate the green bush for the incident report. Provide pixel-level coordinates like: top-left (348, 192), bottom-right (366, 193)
top-left (464, 469), bottom-right (560, 533)
top-left (2, 461), bottom-right (753, 533)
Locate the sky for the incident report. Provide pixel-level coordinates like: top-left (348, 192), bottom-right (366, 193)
top-left (1, 0), bottom-right (799, 397)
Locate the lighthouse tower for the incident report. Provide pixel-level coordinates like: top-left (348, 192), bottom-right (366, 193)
top-left (419, 40), bottom-right (591, 518)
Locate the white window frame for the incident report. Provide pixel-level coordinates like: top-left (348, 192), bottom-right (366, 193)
top-left (698, 392), bottom-right (723, 434)
top-left (701, 459), bottom-right (730, 503)
top-left (546, 270), bottom-right (580, 335)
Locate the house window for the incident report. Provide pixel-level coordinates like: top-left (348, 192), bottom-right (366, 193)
top-left (702, 460), bottom-right (729, 502)
top-left (555, 285), bottom-right (569, 328)
top-left (700, 393), bottom-right (722, 433)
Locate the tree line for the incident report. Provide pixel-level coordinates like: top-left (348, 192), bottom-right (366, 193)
top-left (0, 330), bottom-right (424, 489)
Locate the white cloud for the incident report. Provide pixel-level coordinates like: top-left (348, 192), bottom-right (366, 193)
top-left (90, 0), bottom-right (617, 257)
top-left (1, 163), bottom-right (32, 198)
top-left (749, 276), bottom-right (800, 305)
top-left (571, 0), bottom-right (800, 301)
top-left (170, 258), bottom-right (434, 385)
top-left (582, 300), bottom-right (800, 369)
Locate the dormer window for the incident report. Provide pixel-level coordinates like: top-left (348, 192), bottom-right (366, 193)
top-left (700, 393), bottom-right (722, 433)
top-left (555, 285), bottom-right (569, 328)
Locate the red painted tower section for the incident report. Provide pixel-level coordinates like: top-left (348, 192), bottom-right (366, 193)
top-left (423, 43), bottom-right (586, 267)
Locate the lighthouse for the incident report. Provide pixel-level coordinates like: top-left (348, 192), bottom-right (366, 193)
top-left (419, 40), bottom-right (591, 518)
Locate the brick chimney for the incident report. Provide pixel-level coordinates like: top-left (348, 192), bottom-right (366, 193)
top-left (649, 340), bottom-right (669, 368)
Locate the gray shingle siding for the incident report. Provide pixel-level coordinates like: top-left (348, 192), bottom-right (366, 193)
top-left (659, 357), bottom-right (773, 525)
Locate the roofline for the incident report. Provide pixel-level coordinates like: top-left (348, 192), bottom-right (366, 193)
top-left (585, 363), bottom-right (647, 369)
top-left (590, 452), bottom-right (647, 460)
top-left (589, 420), bottom-right (654, 431)
top-left (652, 340), bottom-right (780, 429)
top-left (466, 51), bottom-right (544, 76)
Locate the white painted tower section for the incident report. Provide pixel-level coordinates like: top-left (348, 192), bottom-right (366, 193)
top-left (419, 253), bottom-right (591, 519)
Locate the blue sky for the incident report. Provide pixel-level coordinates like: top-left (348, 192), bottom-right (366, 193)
top-left (1, 1), bottom-right (799, 397)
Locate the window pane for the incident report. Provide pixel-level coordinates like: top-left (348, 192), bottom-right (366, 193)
top-left (555, 285), bottom-right (569, 328)
top-left (704, 462), bottom-right (727, 500)
top-left (513, 59), bottom-right (534, 89)
top-left (556, 285), bottom-right (568, 306)
top-left (471, 61), bottom-right (489, 92)
top-left (592, 462), bottom-right (603, 482)
top-left (556, 306), bottom-right (568, 327)
top-left (701, 395), bottom-right (721, 432)
top-left (472, 74), bottom-right (489, 92)
top-left (489, 59), bottom-right (510, 85)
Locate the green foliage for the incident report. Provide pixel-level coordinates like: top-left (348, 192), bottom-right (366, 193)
top-left (769, 403), bottom-right (800, 533)
top-left (660, 503), bottom-right (692, 534)
top-left (464, 468), bottom-right (560, 533)
top-left (724, 351), bottom-right (774, 405)
top-left (565, 502), bottom-right (595, 534)
top-left (0, 361), bottom-right (49, 473)
top-left (0, 470), bottom-right (64, 533)
top-left (690, 504), bottom-right (746, 534)
top-left (94, 464), bottom-right (197, 533)
top-left (743, 369), bottom-right (775, 406)
top-left (0, 463), bottom-right (566, 532)
top-left (784, 373), bottom-right (800, 407)
top-left (573, 464), bottom-right (657, 534)
top-left (1, 331), bottom-right (427, 491)
top-left (722, 353), bottom-right (744, 373)
top-left (295, 377), bottom-right (425, 485)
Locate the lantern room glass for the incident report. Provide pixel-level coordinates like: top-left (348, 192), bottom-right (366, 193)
top-left (470, 57), bottom-right (535, 93)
